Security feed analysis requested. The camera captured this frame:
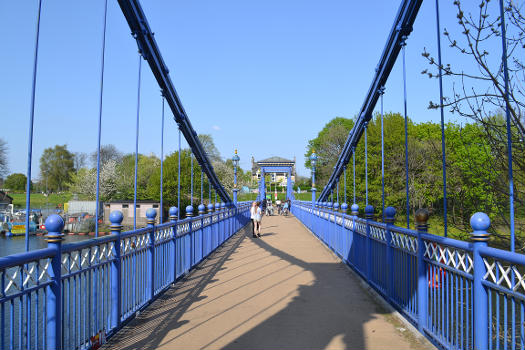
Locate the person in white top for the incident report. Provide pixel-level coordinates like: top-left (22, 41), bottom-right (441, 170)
top-left (255, 202), bottom-right (262, 237)
top-left (250, 201), bottom-right (257, 238)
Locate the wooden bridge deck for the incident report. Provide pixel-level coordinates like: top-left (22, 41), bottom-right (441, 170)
top-left (103, 214), bottom-right (434, 350)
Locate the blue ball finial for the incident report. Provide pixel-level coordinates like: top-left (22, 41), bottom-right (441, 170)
top-left (365, 205), bottom-right (374, 214)
top-left (333, 202), bottom-right (340, 211)
top-left (215, 203), bottom-right (220, 210)
top-left (470, 212), bottom-right (491, 232)
top-left (384, 206), bottom-right (396, 223)
top-left (109, 210), bottom-right (124, 226)
top-left (45, 214), bottom-right (64, 234)
top-left (341, 203), bottom-right (348, 211)
top-left (207, 203), bottom-right (214, 212)
top-left (169, 206), bottom-right (178, 218)
top-left (198, 203), bottom-right (206, 214)
top-left (146, 208), bottom-right (157, 220)
top-left (351, 203), bottom-right (359, 215)
top-left (470, 212), bottom-right (491, 242)
top-left (186, 205), bottom-right (194, 217)
top-left (221, 202), bottom-right (226, 209)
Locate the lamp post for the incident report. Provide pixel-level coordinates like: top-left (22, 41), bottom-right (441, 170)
top-left (232, 149), bottom-right (240, 205)
top-left (310, 151), bottom-right (318, 205)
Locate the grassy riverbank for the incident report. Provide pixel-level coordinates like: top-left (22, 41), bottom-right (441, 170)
top-left (9, 192), bottom-right (72, 209)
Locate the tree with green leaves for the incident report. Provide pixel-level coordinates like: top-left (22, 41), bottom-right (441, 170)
top-left (4, 173), bottom-right (30, 192)
top-left (39, 145), bottom-right (75, 192)
top-left (305, 114), bottom-right (518, 247)
top-left (304, 117), bottom-right (354, 190)
top-left (422, 0), bottom-right (524, 248)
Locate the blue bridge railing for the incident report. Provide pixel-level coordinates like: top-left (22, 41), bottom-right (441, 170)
top-left (0, 202), bottom-right (251, 350)
top-left (292, 201), bottom-right (525, 350)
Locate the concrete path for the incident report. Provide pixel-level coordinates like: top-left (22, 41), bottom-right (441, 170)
top-left (103, 214), bottom-right (434, 350)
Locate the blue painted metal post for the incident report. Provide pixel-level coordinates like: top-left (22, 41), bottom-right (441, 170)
top-left (471, 212), bottom-right (491, 350)
top-left (146, 208), bottom-right (156, 301)
top-left (498, 0), bottom-right (515, 252)
top-left (365, 122), bottom-right (368, 206)
top-left (401, 36), bottom-right (410, 229)
top-left (286, 169), bottom-right (292, 200)
top-left (200, 170), bottom-right (204, 206)
top-left (384, 207), bottom-right (396, 300)
top-left (94, 0), bottom-right (108, 237)
top-left (379, 87), bottom-right (385, 222)
top-left (335, 180), bottom-right (340, 211)
top-left (25, 0), bottom-right (43, 251)
top-left (310, 152), bottom-right (317, 204)
top-left (178, 130), bottom-right (181, 220)
top-left (415, 208), bottom-right (429, 331)
top-left (199, 203), bottom-right (205, 260)
top-left (44, 214), bottom-right (64, 350)
top-left (169, 206), bottom-right (178, 282)
top-left (110, 211), bottom-right (123, 330)
top-left (434, 0), bottom-right (448, 237)
top-left (352, 148), bottom-right (356, 205)
top-left (191, 155), bottom-right (194, 206)
top-left (365, 205), bottom-right (374, 280)
top-left (232, 150), bottom-right (239, 205)
top-left (133, 55), bottom-right (142, 230)
top-left (260, 170), bottom-right (266, 202)
top-left (343, 167), bottom-right (347, 204)
top-left (186, 203), bottom-right (194, 264)
top-left (351, 203), bottom-right (359, 267)
top-left (160, 96), bottom-right (165, 223)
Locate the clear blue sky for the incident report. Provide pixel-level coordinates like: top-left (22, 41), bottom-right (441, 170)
top-left (0, 0), bottom-right (501, 179)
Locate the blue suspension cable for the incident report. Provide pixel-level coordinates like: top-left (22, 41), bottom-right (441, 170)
top-left (95, 0), bottom-right (108, 237)
top-left (191, 155), bottom-right (193, 206)
top-left (343, 167), bottom-right (347, 204)
top-left (401, 36), bottom-right (410, 228)
top-left (201, 169), bottom-right (204, 204)
top-left (380, 87), bottom-right (385, 222)
top-left (25, 0), bottom-right (43, 251)
top-left (337, 180), bottom-right (339, 204)
top-left (352, 148), bottom-right (356, 204)
top-left (435, 0), bottom-right (448, 237)
top-left (365, 122), bottom-right (368, 206)
top-left (178, 129), bottom-right (181, 219)
top-left (499, 0), bottom-right (515, 252)
top-left (133, 55), bottom-right (142, 230)
top-left (160, 96), bottom-right (165, 223)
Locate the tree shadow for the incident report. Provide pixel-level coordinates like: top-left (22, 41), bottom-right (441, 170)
top-left (101, 226), bottom-right (251, 350)
top-left (216, 233), bottom-right (385, 350)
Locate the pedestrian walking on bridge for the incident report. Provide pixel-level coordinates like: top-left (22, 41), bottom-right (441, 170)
top-left (250, 201), bottom-right (257, 238)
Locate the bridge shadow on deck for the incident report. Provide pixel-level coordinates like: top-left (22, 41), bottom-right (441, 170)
top-left (104, 215), bottom-right (428, 350)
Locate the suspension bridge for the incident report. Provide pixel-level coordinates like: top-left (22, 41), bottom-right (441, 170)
top-left (0, 0), bottom-right (523, 350)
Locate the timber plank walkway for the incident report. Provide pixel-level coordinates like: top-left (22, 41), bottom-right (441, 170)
top-left (103, 214), bottom-right (434, 350)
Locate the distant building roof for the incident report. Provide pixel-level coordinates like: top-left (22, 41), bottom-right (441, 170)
top-left (251, 156), bottom-right (296, 175)
top-left (257, 156), bottom-right (294, 164)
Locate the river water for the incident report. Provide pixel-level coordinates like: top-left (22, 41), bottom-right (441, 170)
top-left (0, 234), bottom-right (93, 257)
